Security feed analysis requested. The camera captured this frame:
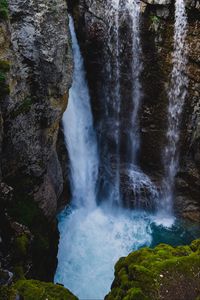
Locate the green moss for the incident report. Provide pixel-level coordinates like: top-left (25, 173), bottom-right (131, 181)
top-left (0, 280), bottom-right (78, 300)
top-left (14, 280), bottom-right (78, 300)
top-left (106, 239), bottom-right (200, 300)
top-left (0, 286), bottom-right (17, 300)
top-left (13, 265), bottom-right (25, 280)
top-left (150, 15), bottom-right (160, 24)
top-left (0, 60), bottom-right (10, 99)
top-left (190, 239), bottom-right (200, 252)
top-left (11, 97), bottom-right (33, 118)
top-left (0, 60), bottom-right (10, 72)
top-left (124, 288), bottom-right (149, 300)
top-left (0, 0), bottom-right (8, 20)
top-left (8, 195), bottom-right (39, 228)
top-left (15, 234), bottom-right (29, 257)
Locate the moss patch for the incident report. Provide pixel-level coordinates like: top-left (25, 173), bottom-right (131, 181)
top-left (0, 0), bottom-right (8, 20)
top-left (0, 280), bottom-right (78, 300)
top-left (0, 286), bottom-right (17, 300)
top-left (0, 60), bottom-right (10, 99)
top-left (106, 239), bottom-right (200, 300)
top-left (15, 234), bottom-right (29, 257)
top-left (7, 191), bottom-right (57, 280)
top-left (10, 97), bottom-right (33, 118)
top-left (15, 280), bottom-right (78, 300)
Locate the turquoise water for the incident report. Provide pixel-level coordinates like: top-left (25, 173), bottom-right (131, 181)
top-left (55, 205), bottom-right (200, 299)
top-left (151, 218), bottom-right (200, 248)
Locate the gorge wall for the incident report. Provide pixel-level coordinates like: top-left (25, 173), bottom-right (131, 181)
top-left (69, 0), bottom-right (200, 221)
top-left (0, 0), bottom-right (73, 282)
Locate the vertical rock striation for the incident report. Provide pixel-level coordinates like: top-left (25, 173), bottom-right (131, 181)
top-left (0, 0), bottom-right (73, 281)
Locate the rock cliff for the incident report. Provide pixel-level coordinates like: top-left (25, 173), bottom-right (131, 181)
top-left (0, 0), bottom-right (73, 281)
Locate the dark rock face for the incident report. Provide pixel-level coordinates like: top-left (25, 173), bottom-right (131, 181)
top-left (0, 0), bottom-right (73, 282)
top-left (70, 0), bottom-right (200, 221)
top-left (2, 0), bottom-right (73, 219)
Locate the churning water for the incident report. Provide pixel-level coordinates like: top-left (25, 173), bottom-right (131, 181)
top-left (161, 0), bottom-right (188, 215)
top-left (55, 207), bottom-right (152, 299)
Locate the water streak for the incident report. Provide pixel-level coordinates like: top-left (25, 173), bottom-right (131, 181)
top-left (127, 0), bottom-right (143, 163)
top-left (109, 0), bottom-right (121, 205)
top-left (161, 0), bottom-right (188, 215)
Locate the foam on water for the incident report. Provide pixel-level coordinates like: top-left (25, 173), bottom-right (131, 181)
top-left (153, 213), bottom-right (175, 228)
top-left (55, 207), bottom-right (152, 299)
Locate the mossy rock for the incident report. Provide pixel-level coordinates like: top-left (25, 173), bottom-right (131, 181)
top-left (15, 234), bottom-right (29, 257)
top-left (0, 60), bottom-right (10, 99)
top-left (14, 280), bottom-right (78, 300)
top-left (10, 97), bottom-right (33, 118)
top-left (0, 0), bottom-right (8, 20)
top-left (106, 239), bottom-right (200, 300)
top-left (0, 286), bottom-right (17, 300)
top-left (0, 280), bottom-right (78, 300)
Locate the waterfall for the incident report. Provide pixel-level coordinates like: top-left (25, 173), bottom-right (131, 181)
top-left (127, 0), bottom-right (143, 164)
top-left (124, 0), bottom-right (158, 210)
top-left (62, 16), bottom-right (99, 209)
top-left (55, 12), bottom-right (153, 299)
top-left (161, 0), bottom-right (188, 215)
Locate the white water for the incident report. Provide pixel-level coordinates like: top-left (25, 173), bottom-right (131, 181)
top-left (55, 207), bottom-right (152, 299)
top-left (127, 166), bottom-right (159, 210)
top-left (161, 0), bottom-right (188, 215)
top-left (62, 16), bottom-right (99, 209)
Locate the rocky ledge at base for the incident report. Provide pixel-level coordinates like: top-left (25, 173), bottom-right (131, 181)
top-left (105, 239), bottom-right (200, 300)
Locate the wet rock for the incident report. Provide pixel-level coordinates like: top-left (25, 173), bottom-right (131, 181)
top-left (1, 0), bottom-right (73, 219)
top-left (0, 268), bottom-right (13, 285)
top-left (144, 0), bottom-right (171, 4)
top-left (0, 0), bottom-right (73, 282)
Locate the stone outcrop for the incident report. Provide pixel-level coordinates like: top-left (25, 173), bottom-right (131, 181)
top-left (0, 0), bottom-right (73, 282)
top-left (69, 0), bottom-right (200, 222)
top-left (105, 239), bottom-right (200, 300)
top-left (2, 0), bottom-right (73, 219)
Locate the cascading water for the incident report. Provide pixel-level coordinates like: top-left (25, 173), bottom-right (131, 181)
top-left (125, 0), bottom-right (158, 210)
top-left (161, 0), bottom-right (188, 215)
top-left (55, 12), bottom-right (153, 299)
